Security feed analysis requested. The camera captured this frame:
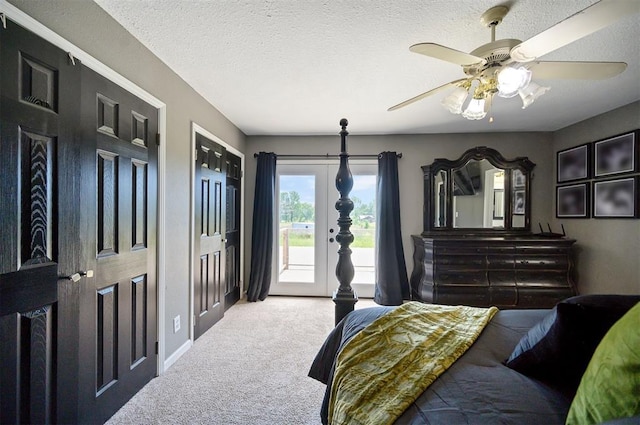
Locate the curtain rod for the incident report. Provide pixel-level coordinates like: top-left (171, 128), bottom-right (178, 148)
top-left (253, 153), bottom-right (402, 159)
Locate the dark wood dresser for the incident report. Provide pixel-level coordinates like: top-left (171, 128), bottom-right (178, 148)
top-left (410, 234), bottom-right (577, 308)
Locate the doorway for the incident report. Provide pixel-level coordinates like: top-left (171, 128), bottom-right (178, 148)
top-left (193, 133), bottom-right (226, 340)
top-left (224, 151), bottom-right (242, 309)
top-left (270, 161), bottom-right (377, 297)
top-left (191, 124), bottom-right (244, 340)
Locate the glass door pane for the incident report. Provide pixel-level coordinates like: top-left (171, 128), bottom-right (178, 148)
top-left (328, 162), bottom-right (377, 298)
top-left (351, 174), bottom-right (376, 285)
top-left (270, 163), bottom-right (328, 296)
top-left (278, 175), bottom-right (315, 283)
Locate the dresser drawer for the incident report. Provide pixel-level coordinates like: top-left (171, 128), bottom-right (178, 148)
top-left (434, 245), bottom-right (487, 255)
top-left (487, 255), bottom-right (514, 269)
top-left (518, 287), bottom-right (575, 308)
top-left (435, 255), bottom-right (486, 268)
top-left (515, 245), bottom-right (570, 255)
top-left (515, 255), bottom-right (568, 269)
top-left (516, 270), bottom-right (570, 286)
top-left (489, 285), bottom-right (518, 306)
top-left (434, 286), bottom-right (491, 307)
top-left (435, 271), bottom-right (488, 286)
top-left (488, 245), bottom-right (516, 254)
top-left (488, 270), bottom-right (517, 285)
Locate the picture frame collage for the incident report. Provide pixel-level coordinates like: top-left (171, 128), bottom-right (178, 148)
top-left (556, 130), bottom-right (639, 219)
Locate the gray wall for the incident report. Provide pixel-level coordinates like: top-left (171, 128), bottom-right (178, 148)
top-left (245, 132), bottom-right (556, 289)
top-left (9, 0), bottom-right (247, 357)
top-left (551, 101), bottom-right (640, 295)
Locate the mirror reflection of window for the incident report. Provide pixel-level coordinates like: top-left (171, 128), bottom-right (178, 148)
top-left (489, 170), bottom-right (505, 228)
top-left (493, 190), bottom-right (505, 219)
top-left (434, 170), bottom-right (447, 227)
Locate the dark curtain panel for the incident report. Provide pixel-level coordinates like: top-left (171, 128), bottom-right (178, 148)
top-left (374, 151), bottom-right (409, 305)
top-left (247, 152), bottom-right (277, 302)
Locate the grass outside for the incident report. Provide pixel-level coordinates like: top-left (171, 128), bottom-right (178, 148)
top-left (279, 225), bottom-right (375, 248)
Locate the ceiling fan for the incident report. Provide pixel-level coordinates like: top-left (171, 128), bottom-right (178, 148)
top-left (388, 0), bottom-right (636, 121)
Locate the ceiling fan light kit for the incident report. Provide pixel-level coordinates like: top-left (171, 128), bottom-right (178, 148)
top-left (497, 66), bottom-right (532, 98)
top-left (389, 0), bottom-right (634, 122)
top-left (461, 98), bottom-right (486, 120)
top-left (441, 84), bottom-right (470, 114)
top-left (519, 82), bottom-right (550, 110)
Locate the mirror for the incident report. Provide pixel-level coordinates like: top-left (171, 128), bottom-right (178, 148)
top-left (422, 147), bottom-right (535, 234)
top-left (451, 159), bottom-right (506, 229)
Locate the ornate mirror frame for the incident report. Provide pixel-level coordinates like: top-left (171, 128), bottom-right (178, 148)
top-left (422, 146), bottom-right (536, 235)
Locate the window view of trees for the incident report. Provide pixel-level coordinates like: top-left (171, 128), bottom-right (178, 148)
top-left (351, 196), bottom-right (375, 229)
top-left (280, 191), bottom-right (314, 223)
top-left (280, 191), bottom-right (375, 226)
top-left (280, 190), bottom-right (375, 248)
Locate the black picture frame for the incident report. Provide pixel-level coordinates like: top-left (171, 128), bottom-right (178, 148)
top-left (557, 144), bottom-right (589, 183)
top-left (593, 177), bottom-right (638, 219)
top-left (556, 183), bottom-right (590, 218)
top-left (513, 190), bottom-right (525, 215)
top-left (594, 131), bottom-right (638, 178)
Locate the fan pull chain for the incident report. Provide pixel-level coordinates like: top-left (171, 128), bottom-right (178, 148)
top-left (488, 95), bottom-right (494, 123)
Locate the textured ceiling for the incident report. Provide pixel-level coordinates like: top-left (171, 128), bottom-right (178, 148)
top-left (94, 0), bottom-right (640, 136)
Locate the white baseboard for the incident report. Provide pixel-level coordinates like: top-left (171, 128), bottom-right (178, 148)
top-left (163, 339), bottom-right (192, 372)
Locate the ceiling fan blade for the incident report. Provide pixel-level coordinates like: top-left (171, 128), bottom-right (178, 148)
top-left (510, 0), bottom-right (639, 62)
top-left (388, 79), bottom-right (468, 111)
top-left (410, 43), bottom-right (486, 66)
top-left (528, 61), bottom-right (627, 79)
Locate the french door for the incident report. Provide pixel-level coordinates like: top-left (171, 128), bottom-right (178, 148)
top-left (270, 161), bottom-right (377, 297)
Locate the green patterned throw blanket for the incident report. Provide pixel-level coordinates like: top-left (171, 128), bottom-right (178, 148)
top-left (328, 302), bottom-right (498, 425)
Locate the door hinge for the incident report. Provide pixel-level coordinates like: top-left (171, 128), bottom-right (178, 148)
top-left (193, 315), bottom-right (196, 327)
top-left (240, 170), bottom-right (244, 178)
top-left (1, 13), bottom-right (7, 30)
top-left (156, 133), bottom-right (161, 146)
top-left (155, 341), bottom-right (159, 355)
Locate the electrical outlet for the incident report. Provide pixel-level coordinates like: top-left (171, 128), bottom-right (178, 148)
top-left (173, 315), bottom-right (181, 333)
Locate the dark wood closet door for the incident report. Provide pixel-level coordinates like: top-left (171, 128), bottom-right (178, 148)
top-left (0, 20), bottom-right (81, 424)
top-left (76, 66), bottom-right (158, 423)
top-left (225, 152), bottom-right (242, 309)
top-left (194, 133), bottom-right (226, 339)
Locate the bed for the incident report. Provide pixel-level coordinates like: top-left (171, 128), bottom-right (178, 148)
top-left (312, 120), bottom-right (640, 424)
top-left (309, 295), bottom-right (640, 424)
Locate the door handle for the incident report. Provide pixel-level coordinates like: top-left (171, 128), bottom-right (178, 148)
top-left (59, 270), bottom-right (94, 282)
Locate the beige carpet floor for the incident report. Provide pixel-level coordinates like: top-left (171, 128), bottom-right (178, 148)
top-left (106, 296), bottom-right (376, 425)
